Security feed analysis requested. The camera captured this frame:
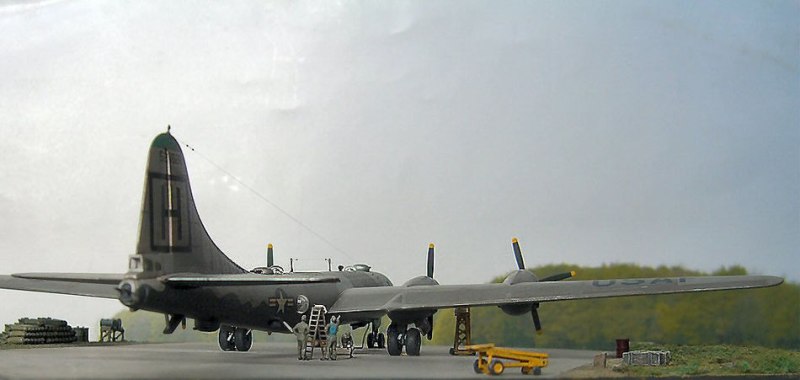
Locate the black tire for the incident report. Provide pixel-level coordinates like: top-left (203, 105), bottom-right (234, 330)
top-left (473, 359), bottom-right (484, 374)
top-left (234, 328), bottom-right (252, 352)
top-left (533, 367), bottom-right (542, 376)
top-left (386, 327), bottom-right (402, 356)
top-left (377, 332), bottom-right (385, 348)
top-left (489, 359), bottom-right (504, 375)
top-left (218, 326), bottom-right (235, 351)
top-left (366, 332), bottom-right (374, 348)
top-left (405, 328), bottom-right (421, 356)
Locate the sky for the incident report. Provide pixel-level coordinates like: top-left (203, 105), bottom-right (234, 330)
top-left (0, 0), bottom-right (797, 337)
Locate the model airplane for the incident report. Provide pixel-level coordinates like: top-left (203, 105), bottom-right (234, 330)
top-left (0, 132), bottom-right (783, 356)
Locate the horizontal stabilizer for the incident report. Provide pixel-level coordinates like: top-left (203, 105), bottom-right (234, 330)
top-left (12, 273), bottom-right (124, 285)
top-left (161, 273), bottom-right (341, 288)
top-left (0, 274), bottom-right (121, 299)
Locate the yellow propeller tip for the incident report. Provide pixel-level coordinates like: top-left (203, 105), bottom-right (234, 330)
top-left (512, 237), bottom-right (519, 243)
top-left (429, 243), bottom-right (435, 249)
top-left (570, 271), bottom-right (576, 277)
top-left (267, 243), bottom-right (273, 249)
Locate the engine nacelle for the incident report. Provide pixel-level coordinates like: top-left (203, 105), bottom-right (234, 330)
top-left (194, 319), bottom-right (220, 332)
top-left (117, 279), bottom-right (149, 310)
top-left (502, 269), bottom-right (538, 285)
top-left (403, 275), bottom-right (440, 287)
top-left (499, 270), bottom-right (538, 315)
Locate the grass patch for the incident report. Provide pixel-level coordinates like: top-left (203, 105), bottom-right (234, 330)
top-left (622, 342), bottom-right (800, 376)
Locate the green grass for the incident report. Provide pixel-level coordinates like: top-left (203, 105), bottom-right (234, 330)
top-left (623, 342), bottom-right (800, 376)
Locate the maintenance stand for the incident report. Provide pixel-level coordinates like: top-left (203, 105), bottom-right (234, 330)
top-left (450, 307), bottom-right (473, 355)
top-left (99, 318), bottom-right (124, 342)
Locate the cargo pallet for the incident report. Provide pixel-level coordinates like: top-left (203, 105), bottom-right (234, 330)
top-left (467, 343), bottom-right (548, 376)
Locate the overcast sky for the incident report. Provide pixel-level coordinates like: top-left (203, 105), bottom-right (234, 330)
top-left (0, 0), bottom-right (797, 336)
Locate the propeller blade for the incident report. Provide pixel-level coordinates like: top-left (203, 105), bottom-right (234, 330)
top-left (427, 243), bottom-right (435, 278)
top-left (427, 314), bottom-right (434, 340)
top-left (540, 271), bottom-right (576, 282)
top-left (267, 243), bottom-right (274, 268)
top-left (531, 305), bottom-right (542, 335)
top-left (512, 238), bottom-right (525, 270)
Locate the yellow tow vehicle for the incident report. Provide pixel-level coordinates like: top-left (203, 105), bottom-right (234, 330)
top-left (467, 344), bottom-right (548, 376)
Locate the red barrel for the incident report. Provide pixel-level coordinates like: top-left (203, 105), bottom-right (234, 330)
top-left (615, 338), bottom-right (630, 358)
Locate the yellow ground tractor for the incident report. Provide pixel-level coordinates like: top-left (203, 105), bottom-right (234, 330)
top-left (467, 344), bottom-right (548, 376)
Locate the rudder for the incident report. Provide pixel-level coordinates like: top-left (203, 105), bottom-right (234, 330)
top-left (128, 132), bottom-right (245, 277)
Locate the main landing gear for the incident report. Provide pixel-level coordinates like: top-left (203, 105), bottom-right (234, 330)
top-left (386, 323), bottom-right (422, 356)
top-left (218, 325), bottom-right (252, 352)
top-left (364, 321), bottom-right (385, 349)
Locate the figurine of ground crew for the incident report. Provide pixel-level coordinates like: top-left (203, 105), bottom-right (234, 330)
top-left (326, 315), bottom-right (339, 360)
top-left (292, 315), bottom-right (309, 360)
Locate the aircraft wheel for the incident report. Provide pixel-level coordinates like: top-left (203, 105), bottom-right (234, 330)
top-left (522, 367), bottom-right (532, 375)
top-left (533, 367), bottom-right (542, 376)
top-left (473, 359), bottom-right (485, 373)
top-left (377, 332), bottom-right (385, 348)
top-left (489, 359), bottom-right (504, 375)
top-left (386, 327), bottom-right (402, 356)
top-left (218, 325), bottom-right (235, 351)
top-left (366, 332), bottom-right (375, 348)
top-left (405, 328), bottom-right (421, 356)
top-left (234, 328), bottom-right (252, 352)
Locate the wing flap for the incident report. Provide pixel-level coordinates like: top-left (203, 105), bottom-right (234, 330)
top-left (329, 275), bottom-right (783, 314)
top-left (0, 274), bottom-right (121, 299)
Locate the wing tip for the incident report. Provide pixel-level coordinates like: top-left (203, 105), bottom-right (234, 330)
top-left (764, 275), bottom-right (784, 287)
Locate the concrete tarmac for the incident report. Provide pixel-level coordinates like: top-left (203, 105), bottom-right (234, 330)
top-left (0, 342), bottom-right (597, 379)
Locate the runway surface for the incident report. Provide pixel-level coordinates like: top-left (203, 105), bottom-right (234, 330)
top-left (0, 342), bottom-right (597, 379)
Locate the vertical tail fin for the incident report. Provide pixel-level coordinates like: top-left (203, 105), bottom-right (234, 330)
top-left (128, 132), bottom-right (245, 277)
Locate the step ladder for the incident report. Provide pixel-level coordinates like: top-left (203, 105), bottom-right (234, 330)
top-left (303, 305), bottom-right (328, 360)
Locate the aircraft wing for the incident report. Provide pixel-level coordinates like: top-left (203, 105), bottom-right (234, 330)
top-left (0, 273), bottom-right (123, 299)
top-left (329, 275), bottom-right (783, 314)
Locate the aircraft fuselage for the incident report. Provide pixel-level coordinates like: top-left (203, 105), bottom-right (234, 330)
top-left (124, 269), bottom-right (393, 332)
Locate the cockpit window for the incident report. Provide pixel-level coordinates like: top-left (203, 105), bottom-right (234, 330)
top-left (343, 264), bottom-right (372, 272)
top-left (128, 255), bottom-right (143, 272)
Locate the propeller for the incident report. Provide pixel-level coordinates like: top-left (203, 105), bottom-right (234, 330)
top-left (506, 238), bottom-right (576, 336)
top-left (400, 243), bottom-right (440, 340)
top-left (267, 243), bottom-right (274, 268)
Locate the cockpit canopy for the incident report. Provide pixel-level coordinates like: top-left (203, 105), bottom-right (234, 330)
top-left (343, 264), bottom-right (371, 272)
top-left (250, 265), bottom-right (285, 275)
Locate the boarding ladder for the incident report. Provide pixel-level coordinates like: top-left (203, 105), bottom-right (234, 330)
top-left (303, 305), bottom-right (328, 360)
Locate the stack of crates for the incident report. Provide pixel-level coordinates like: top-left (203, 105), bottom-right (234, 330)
top-left (0, 317), bottom-right (77, 345)
top-left (622, 351), bottom-right (671, 366)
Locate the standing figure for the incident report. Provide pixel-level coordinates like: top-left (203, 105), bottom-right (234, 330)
top-left (292, 315), bottom-right (309, 360)
top-left (326, 315), bottom-right (339, 360)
